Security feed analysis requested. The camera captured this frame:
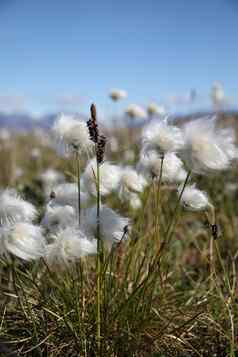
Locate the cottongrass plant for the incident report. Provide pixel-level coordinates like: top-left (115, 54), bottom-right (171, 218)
top-left (147, 102), bottom-right (166, 118)
top-left (53, 112), bottom-right (94, 225)
top-left (182, 116), bottom-right (238, 173)
top-left (0, 223), bottom-right (46, 261)
top-left (0, 188), bottom-right (37, 225)
top-left (1, 110), bottom-right (238, 355)
top-left (125, 104), bottom-right (147, 120)
top-left (109, 89), bottom-right (127, 101)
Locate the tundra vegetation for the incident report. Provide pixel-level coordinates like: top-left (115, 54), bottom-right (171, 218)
top-left (0, 103), bottom-right (238, 356)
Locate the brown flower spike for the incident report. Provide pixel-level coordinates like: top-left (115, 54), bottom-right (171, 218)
top-left (87, 103), bottom-right (107, 164)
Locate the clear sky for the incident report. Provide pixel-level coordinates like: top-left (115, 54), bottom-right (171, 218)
top-left (0, 0), bottom-right (237, 117)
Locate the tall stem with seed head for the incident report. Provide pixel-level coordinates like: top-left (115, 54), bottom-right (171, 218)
top-left (96, 158), bottom-right (101, 355)
top-left (87, 103), bottom-right (106, 356)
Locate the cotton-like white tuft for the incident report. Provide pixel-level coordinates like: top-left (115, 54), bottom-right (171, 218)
top-left (81, 158), bottom-right (122, 197)
top-left (49, 183), bottom-right (90, 210)
top-left (109, 89), bottom-right (127, 101)
top-left (83, 205), bottom-right (129, 249)
top-left (46, 227), bottom-right (96, 266)
top-left (31, 148), bottom-right (41, 160)
top-left (40, 169), bottom-right (65, 198)
top-left (53, 113), bottom-right (94, 153)
top-left (40, 169), bottom-right (65, 186)
top-left (182, 117), bottom-right (238, 173)
top-left (1, 223), bottom-right (46, 261)
top-left (128, 192), bottom-right (142, 210)
top-left (137, 151), bottom-right (187, 183)
top-left (110, 137), bottom-right (119, 153)
top-left (147, 103), bottom-right (166, 117)
top-left (41, 204), bottom-right (77, 233)
top-left (118, 166), bottom-right (147, 203)
top-left (211, 81), bottom-right (224, 108)
top-left (0, 189), bottom-right (37, 225)
top-left (15, 167), bottom-right (24, 179)
top-left (178, 184), bottom-right (211, 211)
top-left (0, 128), bottom-right (11, 141)
top-left (123, 149), bottom-right (135, 162)
top-left (142, 118), bottom-right (185, 156)
top-left (126, 104), bottom-right (147, 119)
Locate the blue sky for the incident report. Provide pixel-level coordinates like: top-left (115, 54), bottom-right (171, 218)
top-left (0, 0), bottom-right (237, 117)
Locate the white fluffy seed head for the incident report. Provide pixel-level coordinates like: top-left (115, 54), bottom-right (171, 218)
top-left (49, 183), bottom-right (90, 209)
top-left (123, 149), bottom-right (135, 162)
top-left (182, 117), bottom-right (238, 173)
top-left (128, 192), bottom-right (142, 210)
top-left (126, 104), bottom-right (147, 119)
top-left (41, 204), bottom-right (76, 233)
top-left (147, 103), bottom-right (166, 117)
top-left (46, 227), bottom-right (96, 267)
top-left (110, 137), bottom-right (119, 152)
top-left (82, 158), bottom-right (122, 197)
top-left (211, 81), bottom-right (224, 107)
top-left (31, 148), bottom-right (41, 160)
top-left (142, 118), bottom-right (185, 156)
top-left (118, 166), bottom-right (147, 202)
top-left (53, 113), bottom-right (94, 154)
top-left (178, 184), bottom-right (211, 211)
top-left (82, 205), bottom-right (129, 249)
top-left (137, 151), bottom-right (187, 183)
top-left (40, 169), bottom-right (65, 196)
top-left (1, 223), bottom-right (46, 261)
top-left (0, 189), bottom-right (37, 225)
top-left (109, 89), bottom-right (127, 101)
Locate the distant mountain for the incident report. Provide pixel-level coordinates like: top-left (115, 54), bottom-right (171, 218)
top-left (0, 110), bottom-right (237, 131)
top-left (0, 112), bottom-right (57, 131)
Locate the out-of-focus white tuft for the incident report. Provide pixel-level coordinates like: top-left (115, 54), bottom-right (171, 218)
top-left (0, 189), bottom-right (37, 225)
top-left (0, 128), bottom-right (11, 141)
top-left (137, 151), bottom-right (187, 183)
top-left (182, 117), bottom-right (238, 173)
top-left (30, 148), bottom-right (41, 160)
top-left (142, 119), bottom-right (185, 156)
top-left (41, 204), bottom-right (77, 233)
top-left (15, 167), bottom-right (24, 179)
top-left (211, 81), bottom-right (224, 108)
top-left (48, 183), bottom-right (90, 210)
top-left (83, 205), bottom-right (129, 249)
top-left (40, 169), bottom-right (65, 187)
top-left (147, 103), bottom-right (166, 117)
top-left (81, 159), bottom-right (122, 197)
top-left (53, 113), bottom-right (94, 153)
top-left (40, 169), bottom-right (65, 198)
top-left (118, 166), bottom-right (147, 202)
top-left (1, 223), bottom-right (46, 261)
top-left (109, 89), bottom-right (127, 101)
top-left (123, 149), bottom-right (135, 162)
top-left (126, 104), bottom-right (147, 119)
top-left (128, 192), bottom-right (142, 210)
top-left (178, 184), bottom-right (211, 211)
top-left (110, 137), bottom-right (119, 153)
top-left (46, 227), bottom-right (96, 267)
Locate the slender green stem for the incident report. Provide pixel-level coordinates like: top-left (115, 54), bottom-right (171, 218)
top-left (214, 240), bottom-right (232, 293)
top-left (96, 159), bottom-right (101, 355)
top-left (166, 171), bottom-right (191, 242)
top-left (158, 170), bottom-right (191, 261)
top-left (155, 154), bottom-right (164, 236)
top-left (76, 152), bottom-right (81, 226)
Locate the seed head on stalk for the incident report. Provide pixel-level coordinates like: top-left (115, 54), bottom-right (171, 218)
top-left (87, 103), bottom-right (107, 164)
top-left (87, 103), bottom-right (107, 354)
